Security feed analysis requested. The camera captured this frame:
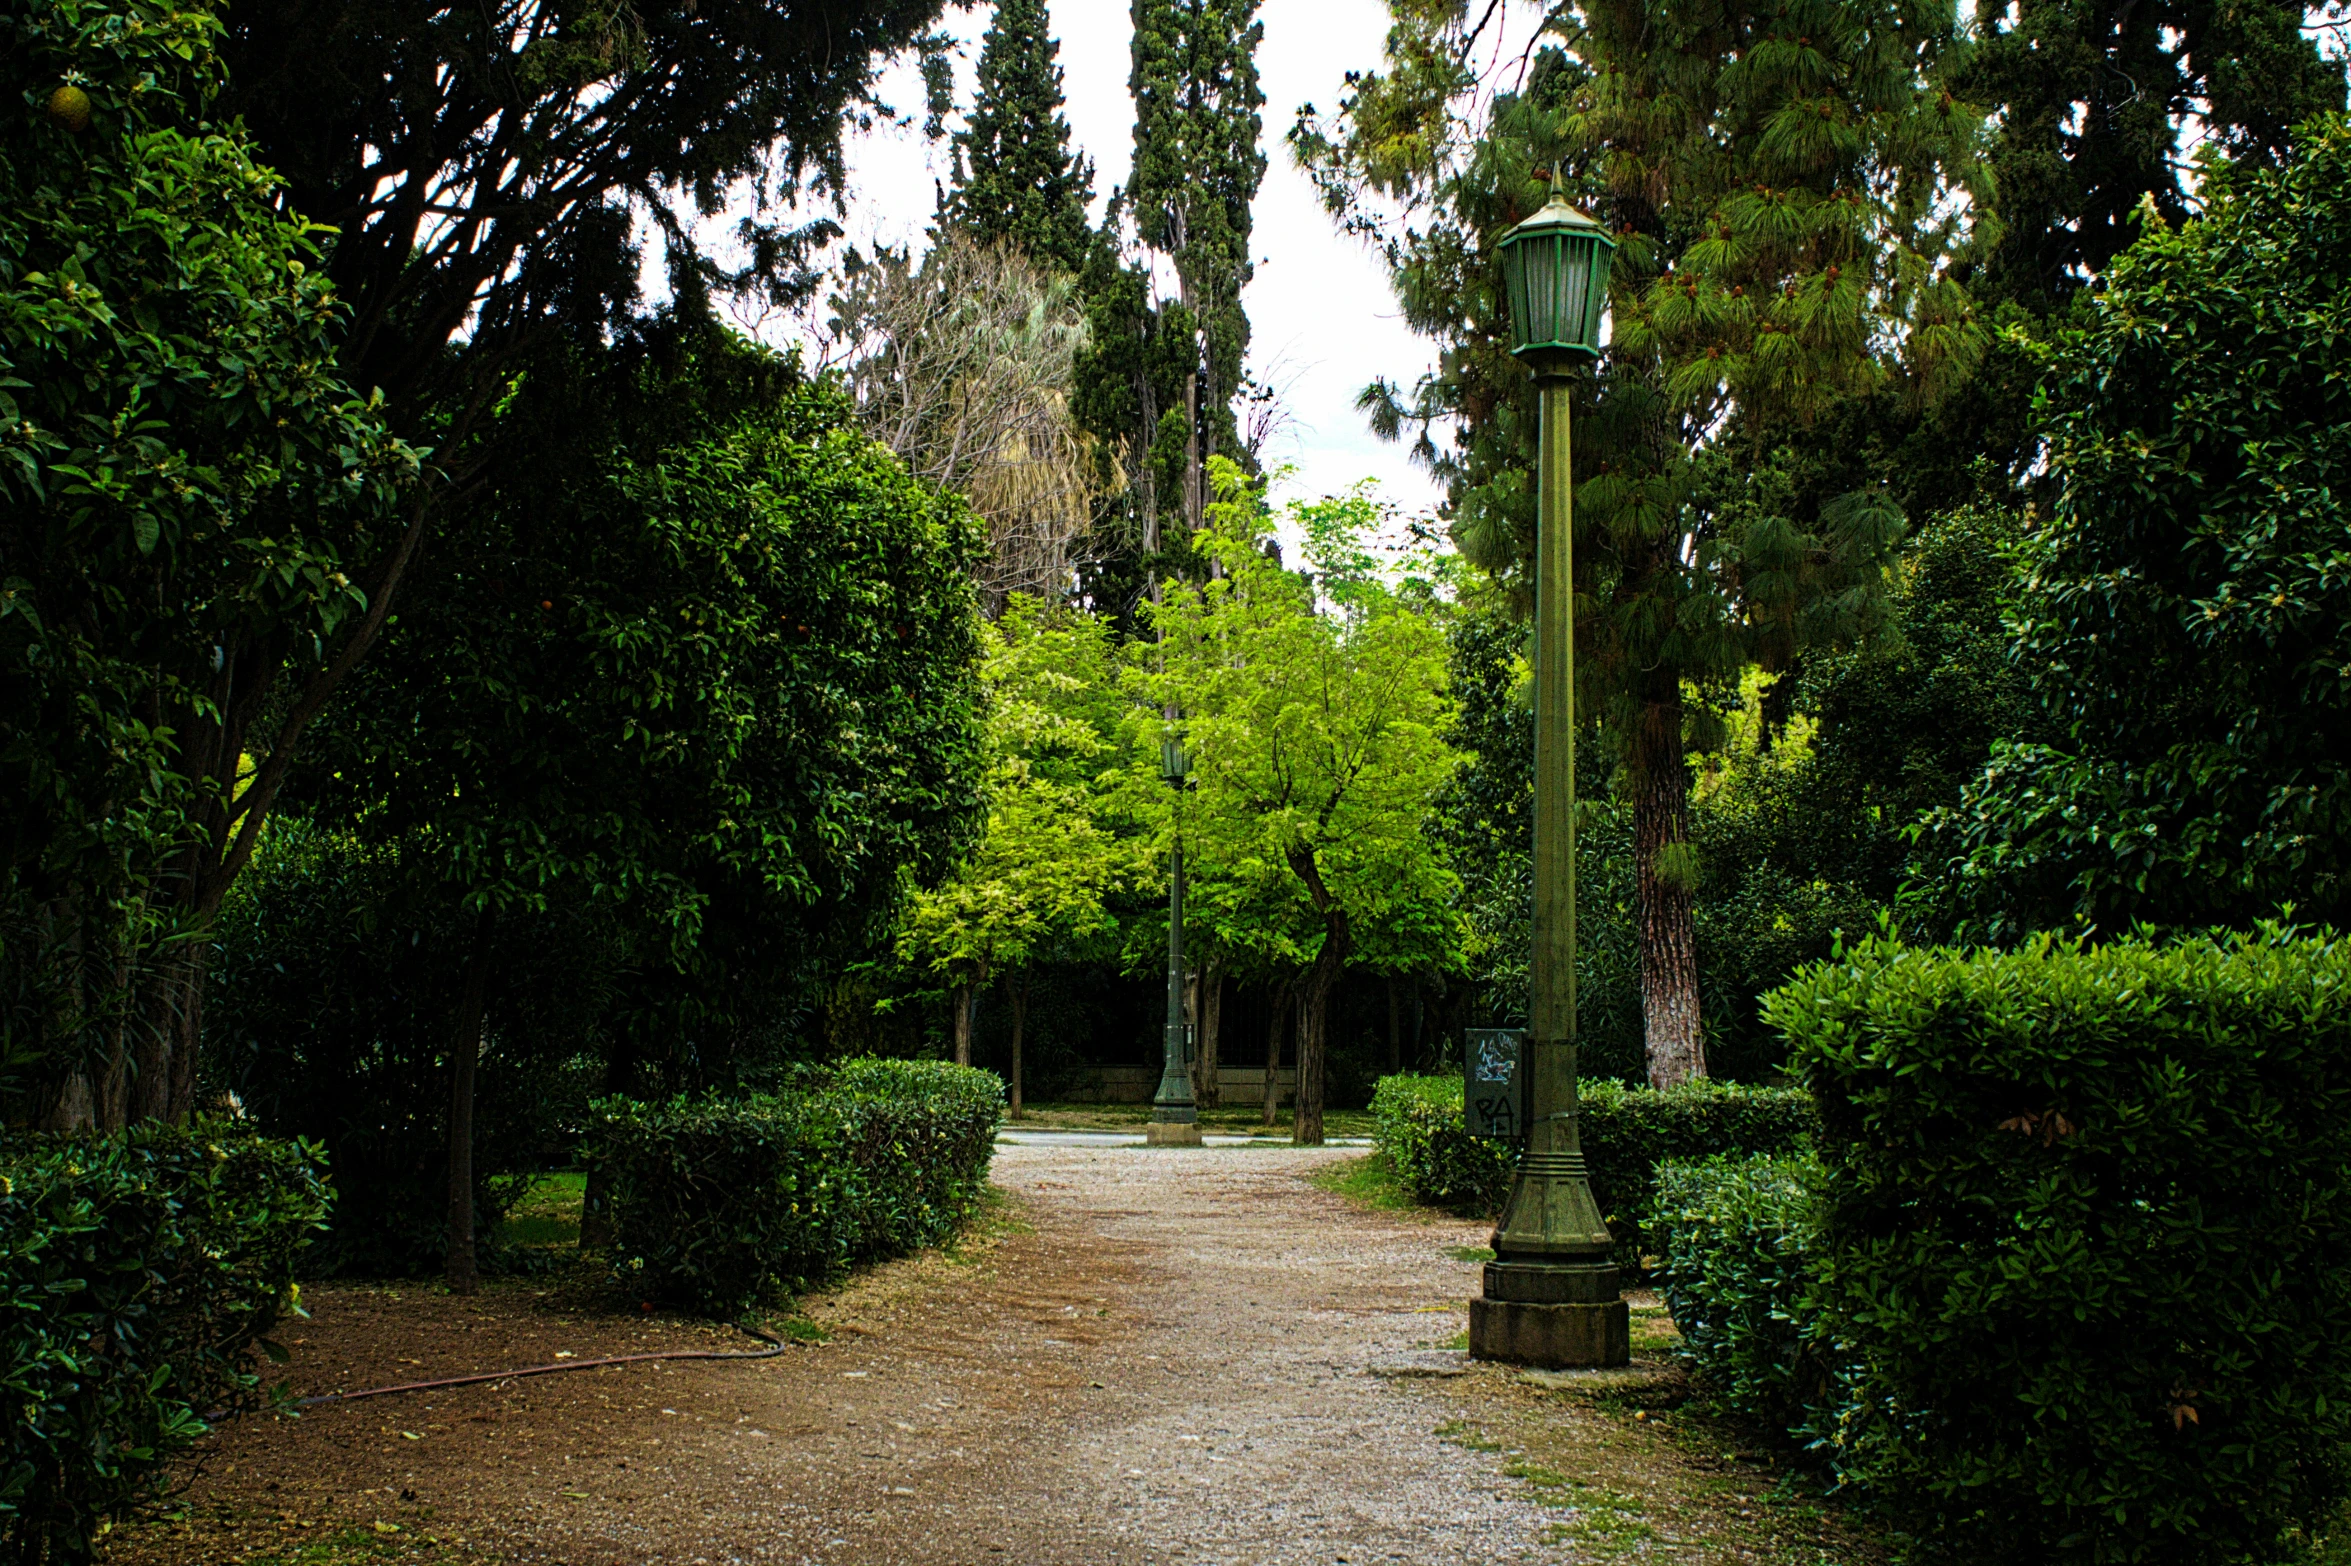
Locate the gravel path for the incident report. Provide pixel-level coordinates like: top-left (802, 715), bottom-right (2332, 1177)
top-left (117, 1144), bottom-right (1663, 1566)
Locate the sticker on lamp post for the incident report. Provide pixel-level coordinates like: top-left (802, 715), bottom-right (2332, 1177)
top-left (1464, 1029), bottom-right (1525, 1140)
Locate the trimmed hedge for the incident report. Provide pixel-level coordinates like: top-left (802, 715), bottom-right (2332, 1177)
top-left (591, 1059), bottom-right (1002, 1317)
top-left (1649, 1153), bottom-right (1834, 1437)
top-left (1769, 929), bottom-right (2351, 1564)
top-left (1368, 1073), bottom-right (1815, 1262)
top-left (2, 1126), bottom-right (331, 1565)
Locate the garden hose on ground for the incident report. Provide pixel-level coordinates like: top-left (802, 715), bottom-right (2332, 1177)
top-left (290, 1321), bottom-right (787, 1408)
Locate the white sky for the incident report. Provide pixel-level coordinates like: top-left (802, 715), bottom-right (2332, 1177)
top-left (764, 0), bottom-right (1461, 516)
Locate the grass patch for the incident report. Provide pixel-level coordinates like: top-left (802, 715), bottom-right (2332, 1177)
top-left (1306, 1151), bottom-right (1421, 1212)
top-left (494, 1171), bottom-right (584, 1249)
top-left (1445, 1244), bottom-right (1494, 1263)
top-left (1434, 1419), bottom-right (1503, 1453)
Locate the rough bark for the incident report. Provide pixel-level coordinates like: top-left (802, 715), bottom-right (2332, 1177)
top-left (1634, 687), bottom-right (1706, 1087)
top-left (1196, 956), bottom-right (1224, 1109)
top-left (1385, 975), bottom-right (1403, 1078)
top-left (1288, 848), bottom-right (1352, 1147)
top-left (1006, 971), bottom-right (1029, 1120)
top-left (445, 916), bottom-right (493, 1296)
top-left (952, 980), bottom-right (976, 1067)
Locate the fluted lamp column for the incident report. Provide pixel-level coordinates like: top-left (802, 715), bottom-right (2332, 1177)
top-left (1467, 181), bottom-right (1629, 1368)
top-left (1147, 730), bottom-right (1203, 1147)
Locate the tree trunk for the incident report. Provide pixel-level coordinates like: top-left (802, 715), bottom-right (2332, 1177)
top-left (1295, 921), bottom-right (1351, 1147)
top-left (1196, 956), bottom-right (1224, 1109)
top-left (1286, 847), bottom-right (1353, 1146)
top-left (579, 1163), bottom-right (613, 1252)
top-left (1006, 971), bottom-right (1028, 1120)
top-left (446, 913), bottom-right (493, 1296)
top-left (1385, 975), bottom-right (1402, 1079)
top-left (1263, 979), bottom-right (1290, 1128)
top-left (952, 980), bottom-right (975, 1067)
top-left (1635, 688), bottom-right (1706, 1087)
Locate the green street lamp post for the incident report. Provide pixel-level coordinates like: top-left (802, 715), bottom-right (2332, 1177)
top-left (1467, 181), bottom-right (1629, 1367)
top-left (1148, 731), bottom-right (1203, 1146)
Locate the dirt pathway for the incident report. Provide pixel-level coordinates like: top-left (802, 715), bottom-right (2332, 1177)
top-left (117, 1143), bottom-right (1878, 1566)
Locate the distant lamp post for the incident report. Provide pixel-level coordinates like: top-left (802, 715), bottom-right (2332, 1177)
top-left (1468, 177), bottom-right (1628, 1368)
top-left (1148, 729), bottom-right (1203, 1147)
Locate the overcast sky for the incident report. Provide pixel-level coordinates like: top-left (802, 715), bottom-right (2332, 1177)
top-left (753, 0), bottom-right (1530, 517)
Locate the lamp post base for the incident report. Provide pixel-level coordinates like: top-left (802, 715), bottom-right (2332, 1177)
top-left (1470, 1260), bottom-right (1629, 1367)
top-left (1468, 1296), bottom-right (1629, 1367)
top-left (1145, 1120), bottom-right (1203, 1147)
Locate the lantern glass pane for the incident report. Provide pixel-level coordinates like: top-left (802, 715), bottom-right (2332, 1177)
top-left (1505, 243), bottom-right (1533, 352)
top-left (1528, 238), bottom-right (1557, 350)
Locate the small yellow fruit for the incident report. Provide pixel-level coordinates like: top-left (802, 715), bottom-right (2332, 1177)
top-left (46, 84), bottom-right (92, 132)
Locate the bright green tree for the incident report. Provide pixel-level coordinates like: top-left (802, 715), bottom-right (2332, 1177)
top-left (900, 598), bottom-right (1126, 1106)
top-left (1137, 461), bottom-right (1461, 1144)
top-left (0, 0), bottom-right (417, 1127)
top-left (945, 0), bottom-right (1096, 277)
top-left (1297, 0), bottom-right (1990, 1085)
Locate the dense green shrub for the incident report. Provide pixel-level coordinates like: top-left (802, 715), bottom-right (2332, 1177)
top-left (1649, 1153), bottom-right (1834, 1435)
top-left (830, 1059), bottom-right (1005, 1264)
top-left (592, 1060), bottom-right (1003, 1316)
top-left (1, 1126), bottom-right (330, 1565)
top-left (1369, 1073), bottom-right (1814, 1262)
top-left (1776, 928), bottom-right (2351, 1564)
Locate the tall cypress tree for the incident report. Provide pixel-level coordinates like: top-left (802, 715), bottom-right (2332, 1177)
top-left (946, 0), bottom-right (1096, 277)
top-left (1127, 0), bottom-right (1266, 541)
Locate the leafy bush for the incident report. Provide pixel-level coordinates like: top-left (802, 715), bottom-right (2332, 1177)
top-left (1369, 1073), bottom-right (1814, 1263)
top-left (592, 1060), bottom-right (1003, 1316)
top-left (1649, 1153), bottom-right (1835, 1435)
top-left (830, 1059), bottom-right (1005, 1264)
top-left (1371, 1075), bottom-right (1514, 1214)
top-left (1775, 928), bottom-right (2351, 1564)
top-left (1, 1126), bottom-right (330, 1565)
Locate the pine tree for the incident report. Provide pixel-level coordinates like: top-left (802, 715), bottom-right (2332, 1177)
top-left (946, 0), bottom-right (1097, 277)
top-left (1298, 1), bottom-right (1991, 1086)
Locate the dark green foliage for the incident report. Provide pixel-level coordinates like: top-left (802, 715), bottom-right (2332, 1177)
top-left (1774, 928), bottom-right (2351, 1563)
top-left (1649, 1153), bottom-right (1828, 1434)
top-left (204, 825), bottom-right (613, 1275)
top-left (945, 0), bottom-right (1094, 275)
top-left (1368, 1073), bottom-right (1814, 1265)
top-left (0, 1126), bottom-right (330, 1564)
top-left (1925, 121), bottom-right (2351, 940)
top-left (0, 0), bottom-right (413, 1111)
top-left (214, 0), bottom-right (953, 418)
top-left (1957, 0), bottom-right (2344, 312)
top-left (591, 1061), bottom-right (1003, 1317)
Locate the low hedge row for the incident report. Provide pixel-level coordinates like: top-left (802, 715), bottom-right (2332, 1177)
top-left (1368, 1072), bottom-right (1815, 1263)
top-left (1659, 929), bottom-right (2351, 1565)
top-left (2, 1126), bottom-right (331, 1565)
top-left (590, 1058), bottom-right (1003, 1317)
